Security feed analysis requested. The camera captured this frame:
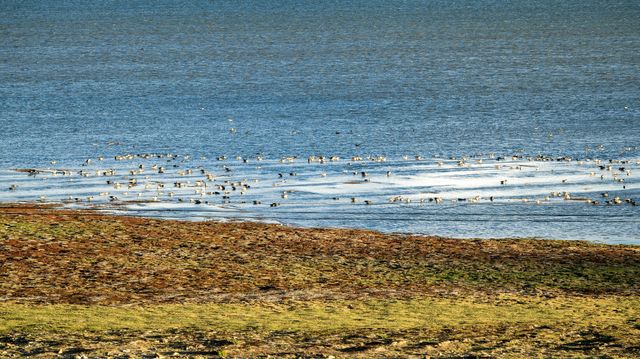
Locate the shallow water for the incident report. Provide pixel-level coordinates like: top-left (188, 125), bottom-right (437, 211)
top-left (1, 154), bottom-right (638, 243)
top-left (1, 1), bottom-right (639, 243)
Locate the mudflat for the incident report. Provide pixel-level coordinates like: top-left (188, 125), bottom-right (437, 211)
top-left (1, 204), bottom-right (639, 357)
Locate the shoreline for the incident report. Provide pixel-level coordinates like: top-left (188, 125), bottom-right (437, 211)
top-left (1, 203), bottom-right (640, 304)
top-left (3, 201), bottom-right (638, 245)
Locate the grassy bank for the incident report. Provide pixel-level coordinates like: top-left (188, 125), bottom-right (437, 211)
top-left (1, 205), bottom-right (639, 357)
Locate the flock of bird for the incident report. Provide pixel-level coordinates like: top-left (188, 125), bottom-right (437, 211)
top-left (3, 150), bottom-right (639, 211)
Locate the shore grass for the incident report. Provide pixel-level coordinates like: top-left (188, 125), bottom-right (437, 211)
top-left (4, 296), bottom-right (635, 334)
top-left (2, 296), bottom-right (640, 357)
top-left (1, 205), bottom-right (639, 357)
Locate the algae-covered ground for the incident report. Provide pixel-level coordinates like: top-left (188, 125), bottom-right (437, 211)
top-left (1, 205), bottom-right (639, 357)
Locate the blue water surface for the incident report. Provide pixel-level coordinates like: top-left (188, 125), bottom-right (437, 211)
top-left (1, 0), bottom-right (639, 242)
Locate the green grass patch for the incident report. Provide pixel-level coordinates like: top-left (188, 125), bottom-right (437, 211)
top-left (1, 295), bottom-right (640, 357)
top-left (2, 295), bottom-right (638, 334)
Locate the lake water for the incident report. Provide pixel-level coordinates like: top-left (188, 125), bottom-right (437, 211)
top-left (1, 0), bottom-right (639, 243)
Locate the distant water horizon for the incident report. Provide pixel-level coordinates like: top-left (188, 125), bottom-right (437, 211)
top-left (1, 0), bottom-right (639, 243)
